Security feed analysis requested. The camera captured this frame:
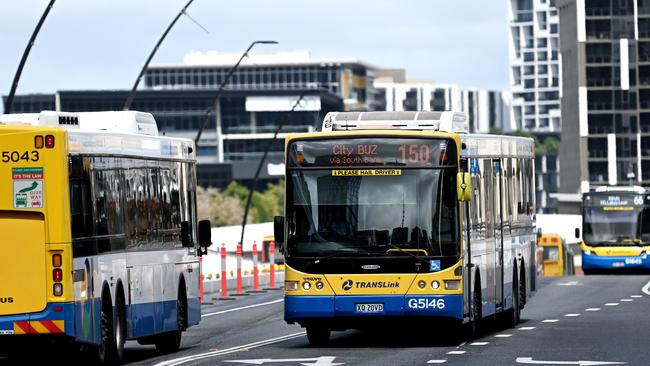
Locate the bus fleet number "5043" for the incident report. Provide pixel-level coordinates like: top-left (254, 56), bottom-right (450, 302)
top-left (407, 298), bottom-right (445, 310)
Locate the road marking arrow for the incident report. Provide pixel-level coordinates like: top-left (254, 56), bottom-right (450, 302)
top-left (225, 356), bottom-right (343, 366)
top-left (516, 357), bottom-right (626, 365)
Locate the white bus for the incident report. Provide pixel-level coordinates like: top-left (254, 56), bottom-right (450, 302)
top-left (0, 111), bottom-right (211, 364)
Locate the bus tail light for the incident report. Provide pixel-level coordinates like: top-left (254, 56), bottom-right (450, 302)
top-left (34, 135), bottom-right (44, 149)
top-left (53, 283), bottom-right (63, 296)
top-left (53, 268), bottom-right (63, 282)
top-left (45, 135), bottom-right (55, 148)
top-left (445, 280), bottom-right (460, 290)
top-left (52, 254), bottom-right (62, 267)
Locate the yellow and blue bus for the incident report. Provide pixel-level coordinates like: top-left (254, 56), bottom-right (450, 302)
top-left (580, 186), bottom-right (650, 274)
top-left (273, 111), bottom-right (536, 345)
top-left (0, 111), bottom-right (212, 364)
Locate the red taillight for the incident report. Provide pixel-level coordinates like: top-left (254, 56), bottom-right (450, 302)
top-left (53, 283), bottom-right (63, 296)
top-left (52, 254), bottom-right (62, 267)
top-left (53, 268), bottom-right (63, 282)
top-left (45, 135), bottom-right (55, 148)
top-left (35, 135), bottom-right (44, 149)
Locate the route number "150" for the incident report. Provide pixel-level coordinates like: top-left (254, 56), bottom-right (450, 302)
top-left (407, 298), bottom-right (445, 310)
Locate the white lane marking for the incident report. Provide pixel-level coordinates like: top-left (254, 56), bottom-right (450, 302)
top-left (605, 303), bottom-right (619, 306)
top-left (202, 299), bottom-right (284, 318)
top-left (224, 357), bottom-right (342, 365)
top-left (153, 332), bottom-right (305, 366)
top-left (542, 319), bottom-right (559, 323)
top-left (447, 351), bottom-right (466, 355)
top-left (471, 342), bottom-right (489, 346)
top-left (642, 279), bottom-right (650, 295)
top-left (516, 357), bottom-right (626, 365)
top-left (586, 308), bottom-right (600, 311)
top-left (565, 314), bottom-right (580, 317)
top-left (518, 326), bottom-right (536, 330)
top-left (631, 295), bottom-right (643, 298)
top-left (557, 281), bottom-right (580, 286)
top-left (620, 299), bottom-right (633, 302)
top-left (495, 334), bottom-right (513, 338)
top-left (427, 360), bottom-right (448, 364)
top-left (458, 341), bottom-right (467, 347)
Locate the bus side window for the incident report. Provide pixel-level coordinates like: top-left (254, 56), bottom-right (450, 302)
top-left (69, 156), bottom-right (93, 239)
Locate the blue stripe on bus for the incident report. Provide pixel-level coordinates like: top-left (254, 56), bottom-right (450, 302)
top-left (582, 253), bottom-right (650, 270)
top-left (0, 302), bottom-right (75, 337)
top-left (285, 294), bottom-right (464, 320)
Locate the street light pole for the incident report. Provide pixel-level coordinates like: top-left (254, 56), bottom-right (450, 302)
top-left (123, 0), bottom-right (197, 111)
top-left (194, 40), bottom-right (278, 144)
top-left (4, 0), bottom-right (56, 114)
top-left (239, 90), bottom-right (309, 249)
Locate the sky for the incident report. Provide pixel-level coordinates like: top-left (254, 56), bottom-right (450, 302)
top-left (0, 0), bottom-right (510, 113)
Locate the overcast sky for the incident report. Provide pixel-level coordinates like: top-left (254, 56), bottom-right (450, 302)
top-left (0, 0), bottom-right (510, 113)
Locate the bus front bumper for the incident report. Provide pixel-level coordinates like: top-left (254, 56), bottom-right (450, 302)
top-left (285, 294), bottom-right (463, 322)
top-left (582, 253), bottom-right (650, 270)
top-left (0, 302), bottom-right (74, 337)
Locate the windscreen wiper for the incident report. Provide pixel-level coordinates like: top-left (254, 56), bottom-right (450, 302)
top-left (383, 243), bottom-right (430, 265)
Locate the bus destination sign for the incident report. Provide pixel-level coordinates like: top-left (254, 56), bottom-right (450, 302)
top-left (288, 138), bottom-right (456, 168)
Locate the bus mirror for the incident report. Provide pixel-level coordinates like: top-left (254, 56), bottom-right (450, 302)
top-left (181, 221), bottom-right (191, 247)
top-left (198, 220), bottom-right (212, 247)
top-left (274, 216), bottom-right (285, 245)
top-left (575, 228), bottom-right (580, 239)
top-left (457, 172), bottom-right (471, 202)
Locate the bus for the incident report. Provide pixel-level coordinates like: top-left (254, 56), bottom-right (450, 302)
top-left (273, 111), bottom-right (536, 345)
top-left (579, 186), bottom-right (650, 274)
top-left (0, 111), bottom-right (212, 364)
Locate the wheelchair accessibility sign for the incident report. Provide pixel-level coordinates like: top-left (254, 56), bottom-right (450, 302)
top-left (430, 260), bottom-right (441, 272)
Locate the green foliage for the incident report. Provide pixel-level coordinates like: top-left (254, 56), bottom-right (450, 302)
top-left (199, 179), bottom-right (285, 226)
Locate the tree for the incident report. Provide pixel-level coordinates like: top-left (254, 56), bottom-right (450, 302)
top-left (196, 186), bottom-right (247, 226)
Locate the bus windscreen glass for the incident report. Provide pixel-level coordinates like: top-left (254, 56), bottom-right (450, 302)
top-left (583, 193), bottom-right (650, 245)
top-left (286, 137), bottom-right (459, 260)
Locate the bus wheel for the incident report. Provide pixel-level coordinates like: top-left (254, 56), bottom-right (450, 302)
top-left (519, 262), bottom-right (527, 309)
top-left (155, 286), bottom-right (186, 354)
top-left (306, 325), bottom-right (330, 347)
top-left (97, 292), bottom-right (118, 365)
top-left (115, 291), bottom-right (126, 363)
top-left (507, 268), bottom-right (521, 327)
top-left (464, 273), bottom-right (482, 340)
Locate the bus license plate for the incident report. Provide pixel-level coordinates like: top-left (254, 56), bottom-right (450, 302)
top-left (356, 303), bottom-right (383, 313)
top-left (612, 262), bottom-right (625, 268)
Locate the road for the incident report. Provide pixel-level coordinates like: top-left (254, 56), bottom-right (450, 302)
top-left (3, 275), bottom-right (649, 365)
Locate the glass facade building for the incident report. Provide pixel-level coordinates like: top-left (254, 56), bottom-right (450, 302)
top-left (559, 0), bottom-right (650, 206)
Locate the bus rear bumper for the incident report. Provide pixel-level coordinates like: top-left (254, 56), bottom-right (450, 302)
top-left (285, 294), bottom-right (463, 323)
top-left (582, 253), bottom-right (650, 270)
top-left (0, 302), bottom-right (74, 337)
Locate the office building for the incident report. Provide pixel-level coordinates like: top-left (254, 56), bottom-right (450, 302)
top-left (558, 0), bottom-right (650, 212)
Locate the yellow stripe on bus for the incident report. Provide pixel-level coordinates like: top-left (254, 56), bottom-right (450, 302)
top-left (332, 169), bottom-right (401, 177)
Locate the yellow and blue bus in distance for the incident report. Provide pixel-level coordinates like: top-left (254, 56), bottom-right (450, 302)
top-left (580, 186), bottom-right (650, 274)
top-left (274, 111), bottom-right (536, 345)
top-left (0, 111), bottom-right (212, 364)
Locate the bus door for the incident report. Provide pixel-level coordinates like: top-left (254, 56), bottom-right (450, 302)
top-left (492, 159), bottom-right (504, 308)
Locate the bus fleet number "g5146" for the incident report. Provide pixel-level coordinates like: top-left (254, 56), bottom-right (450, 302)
top-left (407, 298), bottom-right (445, 310)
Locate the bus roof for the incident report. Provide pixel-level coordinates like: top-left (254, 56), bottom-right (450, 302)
top-left (460, 134), bottom-right (535, 159)
top-left (321, 111), bottom-right (469, 133)
top-left (0, 110), bottom-right (158, 136)
top-left (0, 111), bottom-right (195, 161)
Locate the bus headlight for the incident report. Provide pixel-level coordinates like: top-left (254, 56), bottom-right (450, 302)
top-left (302, 281), bottom-right (312, 290)
top-left (418, 280), bottom-right (426, 289)
top-left (315, 281), bottom-right (324, 290)
top-left (285, 281), bottom-right (299, 291)
top-left (431, 280), bottom-right (440, 289)
top-left (584, 250), bottom-right (592, 255)
top-left (445, 280), bottom-right (460, 290)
